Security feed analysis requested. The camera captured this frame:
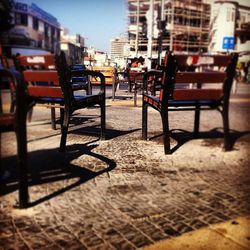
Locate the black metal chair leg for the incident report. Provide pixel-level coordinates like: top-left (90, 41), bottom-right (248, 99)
top-left (194, 106), bottom-right (200, 138)
top-left (161, 111), bottom-right (171, 154)
top-left (16, 89), bottom-right (29, 208)
top-left (134, 84), bottom-right (137, 107)
top-left (27, 108), bottom-right (33, 122)
top-left (142, 102), bottom-right (148, 140)
top-left (59, 108), bottom-right (64, 128)
top-left (59, 109), bottom-right (70, 152)
top-left (0, 133), bottom-right (2, 178)
top-left (17, 135), bottom-right (29, 208)
top-left (112, 80), bottom-right (115, 101)
top-left (51, 107), bottom-right (56, 130)
top-left (222, 103), bottom-right (231, 151)
top-left (100, 101), bottom-right (106, 140)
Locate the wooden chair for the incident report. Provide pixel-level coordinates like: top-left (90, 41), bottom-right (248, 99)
top-left (16, 52), bottom-right (106, 152)
top-left (127, 66), bottom-right (162, 106)
top-left (91, 66), bottom-right (117, 100)
top-left (0, 69), bottom-right (29, 208)
top-left (142, 51), bottom-right (238, 154)
top-left (126, 67), bottom-right (146, 106)
top-left (15, 54), bottom-right (63, 129)
top-left (56, 52), bottom-right (106, 151)
top-left (0, 54), bottom-right (17, 113)
top-left (15, 54), bottom-right (90, 129)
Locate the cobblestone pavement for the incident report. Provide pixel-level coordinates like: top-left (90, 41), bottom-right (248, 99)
top-left (1, 98), bottom-right (250, 249)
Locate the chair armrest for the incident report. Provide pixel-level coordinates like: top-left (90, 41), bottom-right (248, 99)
top-left (0, 68), bottom-right (23, 94)
top-left (143, 70), bottom-right (162, 92)
top-left (0, 68), bottom-right (21, 83)
top-left (0, 68), bottom-right (27, 116)
top-left (71, 69), bottom-right (105, 93)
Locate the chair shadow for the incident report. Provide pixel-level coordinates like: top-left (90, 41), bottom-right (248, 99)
top-left (0, 140), bottom-right (116, 207)
top-left (55, 113), bottom-right (100, 127)
top-left (27, 114), bottom-right (102, 143)
top-left (53, 112), bottom-right (140, 140)
top-left (149, 128), bottom-right (250, 154)
top-left (69, 123), bottom-right (140, 140)
top-left (106, 95), bottom-right (134, 101)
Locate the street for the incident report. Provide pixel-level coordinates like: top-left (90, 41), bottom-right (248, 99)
top-left (0, 87), bottom-right (250, 249)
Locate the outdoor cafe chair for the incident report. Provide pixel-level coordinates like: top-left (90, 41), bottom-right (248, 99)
top-left (142, 51), bottom-right (238, 154)
top-left (55, 51), bottom-right (106, 152)
top-left (14, 54), bottom-right (90, 130)
top-left (15, 52), bottom-right (106, 152)
top-left (0, 68), bottom-right (29, 208)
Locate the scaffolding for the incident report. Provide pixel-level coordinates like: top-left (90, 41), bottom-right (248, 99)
top-left (127, 0), bottom-right (211, 58)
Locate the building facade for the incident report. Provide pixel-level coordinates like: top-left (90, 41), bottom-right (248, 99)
top-left (0, 1), bottom-right (61, 56)
top-left (60, 28), bottom-right (85, 65)
top-left (209, 0), bottom-right (250, 57)
top-left (110, 36), bottom-right (129, 68)
top-left (127, 0), bottom-right (211, 62)
top-left (84, 47), bottom-right (109, 67)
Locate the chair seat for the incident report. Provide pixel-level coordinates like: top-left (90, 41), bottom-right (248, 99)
top-left (143, 94), bottom-right (161, 109)
top-left (74, 94), bottom-right (103, 108)
top-left (144, 93), bottom-right (221, 109)
top-left (142, 51), bottom-right (238, 154)
top-left (72, 82), bottom-right (88, 90)
top-left (168, 99), bottom-right (222, 107)
top-left (34, 97), bottom-right (64, 104)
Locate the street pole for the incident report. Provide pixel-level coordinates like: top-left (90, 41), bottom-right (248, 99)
top-left (135, 0), bottom-right (139, 57)
top-left (157, 0), bottom-right (165, 64)
top-left (169, 0), bottom-right (174, 51)
top-left (146, 0), bottom-right (154, 69)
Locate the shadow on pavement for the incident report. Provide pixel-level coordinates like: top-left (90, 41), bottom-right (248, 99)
top-left (149, 128), bottom-right (250, 153)
top-left (69, 124), bottom-right (140, 140)
top-left (0, 141), bottom-right (116, 207)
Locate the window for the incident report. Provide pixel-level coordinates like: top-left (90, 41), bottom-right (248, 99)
top-left (15, 13), bottom-right (28, 26)
top-left (130, 16), bottom-right (137, 24)
top-left (232, 11), bottom-right (235, 22)
top-left (227, 8), bottom-right (231, 22)
top-left (241, 13), bottom-right (246, 23)
top-left (44, 24), bottom-right (49, 38)
top-left (51, 27), bottom-right (55, 37)
top-left (56, 29), bottom-right (60, 40)
top-left (33, 17), bottom-right (39, 30)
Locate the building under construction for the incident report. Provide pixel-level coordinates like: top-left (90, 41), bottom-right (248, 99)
top-left (127, 0), bottom-right (211, 60)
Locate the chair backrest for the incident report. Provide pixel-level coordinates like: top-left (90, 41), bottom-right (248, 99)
top-left (16, 54), bottom-right (56, 69)
top-left (127, 66), bottom-right (147, 82)
top-left (0, 69), bottom-right (16, 128)
top-left (0, 69), bottom-right (26, 129)
top-left (128, 69), bottom-right (144, 82)
top-left (15, 54), bottom-right (62, 98)
top-left (159, 52), bottom-right (238, 104)
top-left (91, 66), bottom-right (115, 85)
top-left (56, 51), bottom-right (106, 104)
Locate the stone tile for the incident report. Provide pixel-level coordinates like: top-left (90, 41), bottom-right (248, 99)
top-left (1, 102), bottom-right (250, 249)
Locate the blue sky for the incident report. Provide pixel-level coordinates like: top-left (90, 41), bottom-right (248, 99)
top-left (19, 0), bottom-right (127, 53)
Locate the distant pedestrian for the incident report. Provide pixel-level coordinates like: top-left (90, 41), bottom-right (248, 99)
top-left (246, 61), bottom-right (250, 84)
top-left (131, 57), bottom-right (140, 68)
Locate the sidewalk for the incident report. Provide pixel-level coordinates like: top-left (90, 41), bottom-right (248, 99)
top-left (143, 216), bottom-right (250, 250)
top-left (0, 92), bottom-right (250, 249)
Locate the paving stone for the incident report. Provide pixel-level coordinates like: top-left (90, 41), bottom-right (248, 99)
top-left (0, 102), bottom-right (249, 249)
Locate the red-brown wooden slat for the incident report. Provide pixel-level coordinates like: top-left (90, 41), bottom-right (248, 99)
top-left (175, 55), bottom-right (231, 67)
top-left (0, 114), bottom-right (15, 126)
top-left (18, 55), bottom-right (56, 67)
top-left (173, 89), bottom-right (223, 100)
top-left (92, 79), bottom-right (113, 85)
top-left (175, 72), bottom-right (226, 84)
top-left (23, 70), bottom-right (59, 85)
top-left (27, 86), bottom-right (63, 98)
top-left (91, 66), bottom-right (115, 85)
